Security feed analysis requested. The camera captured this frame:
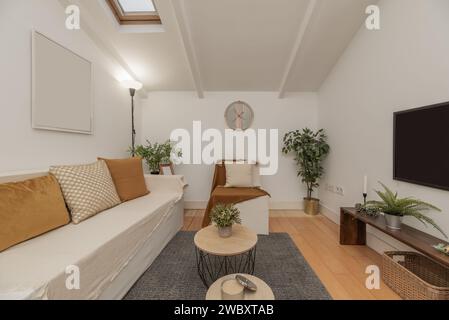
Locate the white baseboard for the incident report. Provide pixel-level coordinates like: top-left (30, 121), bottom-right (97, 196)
top-left (319, 204), bottom-right (340, 225)
top-left (319, 202), bottom-right (414, 255)
top-left (184, 200), bottom-right (304, 210)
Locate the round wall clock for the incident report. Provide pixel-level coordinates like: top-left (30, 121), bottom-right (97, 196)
top-left (225, 101), bottom-right (254, 131)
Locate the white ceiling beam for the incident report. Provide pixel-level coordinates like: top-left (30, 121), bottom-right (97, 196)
top-left (170, 0), bottom-right (204, 99)
top-left (278, 0), bottom-right (318, 99)
top-left (58, 0), bottom-right (148, 98)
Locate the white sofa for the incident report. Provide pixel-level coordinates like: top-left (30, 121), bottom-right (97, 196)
top-left (0, 172), bottom-right (186, 300)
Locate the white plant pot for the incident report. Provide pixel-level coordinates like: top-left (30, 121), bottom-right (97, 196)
top-left (384, 213), bottom-right (403, 230)
top-left (218, 226), bottom-right (233, 238)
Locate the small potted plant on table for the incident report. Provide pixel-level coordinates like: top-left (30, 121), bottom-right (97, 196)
top-left (210, 204), bottom-right (242, 238)
top-left (365, 182), bottom-right (447, 238)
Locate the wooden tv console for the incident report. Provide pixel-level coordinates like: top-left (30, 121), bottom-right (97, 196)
top-left (340, 207), bottom-right (449, 267)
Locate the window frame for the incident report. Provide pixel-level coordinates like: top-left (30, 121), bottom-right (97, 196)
top-left (106, 0), bottom-right (161, 25)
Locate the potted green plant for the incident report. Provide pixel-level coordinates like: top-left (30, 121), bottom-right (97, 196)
top-left (210, 204), bottom-right (242, 238)
top-left (365, 182), bottom-right (447, 238)
top-left (132, 140), bottom-right (182, 175)
top-left (282, 128), bottom-right (330, 215)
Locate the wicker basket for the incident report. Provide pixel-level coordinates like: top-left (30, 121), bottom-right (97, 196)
top-left (382, 251), bottom-right (449, 300)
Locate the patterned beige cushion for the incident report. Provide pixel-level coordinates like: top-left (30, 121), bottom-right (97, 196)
top-left (50, 160), bottom-right (121, 224)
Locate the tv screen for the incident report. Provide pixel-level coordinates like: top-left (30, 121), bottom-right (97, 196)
top-left (394, 102), bottom-right (449, 191)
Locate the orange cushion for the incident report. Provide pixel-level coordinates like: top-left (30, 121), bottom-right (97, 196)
top-left (99, 157), bottom-right (150, 202)
top-left (0, 175), bottom-right (71, 252)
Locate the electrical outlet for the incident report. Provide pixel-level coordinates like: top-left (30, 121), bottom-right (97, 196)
top-left (336, 186), bottom-right (345, 196)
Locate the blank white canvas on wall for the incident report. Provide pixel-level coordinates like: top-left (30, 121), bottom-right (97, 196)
top-left (32, 31), bottom-right (93, 134)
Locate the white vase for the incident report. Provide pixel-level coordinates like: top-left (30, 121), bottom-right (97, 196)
top-left (218, 226), bottom-right (233, 238)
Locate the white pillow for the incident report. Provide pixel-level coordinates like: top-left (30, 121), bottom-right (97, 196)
top-left (225, 163), bottom-right (254, 187)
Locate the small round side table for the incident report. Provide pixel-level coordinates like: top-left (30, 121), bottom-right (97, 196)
top-left (206, 274), bottom-right (275, 300)
top-left (194, 225), bottom-right (258, 288)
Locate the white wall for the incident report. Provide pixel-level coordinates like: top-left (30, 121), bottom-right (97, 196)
top-left (0, 0), bottom-right (138, 172)
top-left (140, 92), bottom-right (318, 207)
top-left (318, 0), bottom-right (449, 251)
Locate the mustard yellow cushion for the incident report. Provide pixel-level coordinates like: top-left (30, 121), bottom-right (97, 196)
top-left (99, 157), bottom-right (150, 202)
top-left (0, 175), bottom-right (70, 252)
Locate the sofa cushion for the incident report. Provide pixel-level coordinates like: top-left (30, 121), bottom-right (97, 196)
top-left (50, 160), bottom-right (121, 224)
top-left (99, 157), bottom-right (149, 202)
top-left (0, 175), bottom-right (70, 252)
top-left (225, 163), bottom-right (254, 187)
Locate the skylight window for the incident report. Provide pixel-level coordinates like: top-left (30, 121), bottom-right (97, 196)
top-left (106, 0), bottom-right (161, 25)
top-left (118, 0), bottom-right (156, 13)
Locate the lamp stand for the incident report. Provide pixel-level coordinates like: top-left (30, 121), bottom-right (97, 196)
top-left (130, 88), bottom-right (136, 157)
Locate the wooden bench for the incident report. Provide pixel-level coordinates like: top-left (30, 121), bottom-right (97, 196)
top-left (340, 207), bottom-right (449, 266)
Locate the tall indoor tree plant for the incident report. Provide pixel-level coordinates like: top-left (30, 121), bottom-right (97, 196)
top-left (283, 128), bottom-right (330, 215)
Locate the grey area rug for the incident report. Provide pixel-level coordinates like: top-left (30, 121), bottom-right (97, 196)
top-left (124, 232), bottom-right (331, 300)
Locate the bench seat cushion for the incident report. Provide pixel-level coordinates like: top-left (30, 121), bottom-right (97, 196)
top-left (0, 191), bottom-right (180, 300)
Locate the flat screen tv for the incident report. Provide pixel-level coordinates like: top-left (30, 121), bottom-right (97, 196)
top-left (394, 101), bottom-right (449, 191)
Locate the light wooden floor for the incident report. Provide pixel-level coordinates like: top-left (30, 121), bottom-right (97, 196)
top-left (184, 209), bottom-right (401, 300)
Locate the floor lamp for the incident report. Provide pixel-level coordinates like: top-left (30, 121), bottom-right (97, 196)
top-left (121, 80), bottom-right (143, 157)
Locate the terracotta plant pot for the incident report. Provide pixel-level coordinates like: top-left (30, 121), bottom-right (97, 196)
top-left (304, 198), bottom-right (320, 216)
top-left (218, 226), bottom-right (233, 238)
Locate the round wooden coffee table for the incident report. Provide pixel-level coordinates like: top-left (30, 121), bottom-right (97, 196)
top-left (206, 274), bottom-right (275, 300)
top-left (194, 225), bottom-right (258, 288)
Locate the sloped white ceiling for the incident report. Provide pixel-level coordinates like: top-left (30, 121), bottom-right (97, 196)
top-left (184, 0), bottom-right (310, 91)
top-left (79, 0), bottom-right (378, 94)
top-left (286, 0), bottom-right (376, 91)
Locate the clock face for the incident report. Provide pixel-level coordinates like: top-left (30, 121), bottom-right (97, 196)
top-left (225, 101), bottom-right (254, 131)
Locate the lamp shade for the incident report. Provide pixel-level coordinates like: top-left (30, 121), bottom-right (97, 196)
top-left (121, 80), bottom-right (143, 91)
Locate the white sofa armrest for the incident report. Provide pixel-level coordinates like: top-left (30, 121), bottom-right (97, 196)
top-left (144, 175), bottom-right (187, 195)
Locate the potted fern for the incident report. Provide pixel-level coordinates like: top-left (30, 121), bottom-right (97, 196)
top-left (283, 128), bottom-right (330, 215)
top-left (365, 182), bottom-right (447, 238)
top-left (210, 204), bottom-right (242, 238)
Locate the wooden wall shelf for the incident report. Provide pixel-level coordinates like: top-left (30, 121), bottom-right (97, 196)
top-left (340, 207), bottom-right (449, 267)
